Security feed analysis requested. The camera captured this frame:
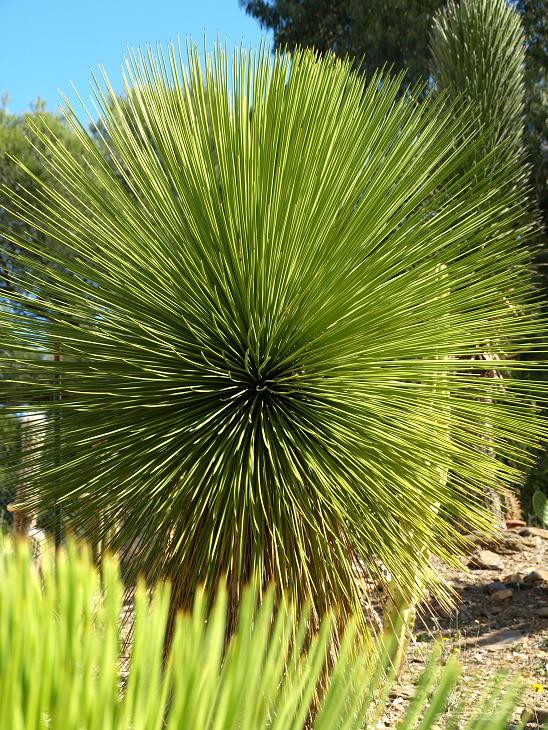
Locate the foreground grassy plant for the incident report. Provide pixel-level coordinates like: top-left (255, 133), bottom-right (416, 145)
top-left (1, 44), bottom-right (547, 626)
top-left (0, 539), bottom-right (533, 730)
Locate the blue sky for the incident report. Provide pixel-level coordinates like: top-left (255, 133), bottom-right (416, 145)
top-left (1, 0), bottom-right (270, 114)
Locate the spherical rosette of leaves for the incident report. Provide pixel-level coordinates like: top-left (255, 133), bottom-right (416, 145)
top-left (1, 44), bottom-right (546, 627)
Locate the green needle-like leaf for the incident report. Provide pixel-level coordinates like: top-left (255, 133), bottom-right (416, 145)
top-left (0, 42), bottom-right (547, 629)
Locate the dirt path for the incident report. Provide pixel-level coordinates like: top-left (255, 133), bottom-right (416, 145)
top-left (382, 526), bottom-right (548, 728)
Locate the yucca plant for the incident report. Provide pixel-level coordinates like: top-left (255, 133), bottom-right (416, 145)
top-left (0, 538), bottom-right (534, 729)
top-left (430, 0), bottom-right (528, 187)
top-left (430, 0), bottom-right (534, 521)
top-left (0, 44), bottom-right (546, 629)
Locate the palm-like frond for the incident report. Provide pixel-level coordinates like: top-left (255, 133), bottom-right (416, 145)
top-left (0, 539), bottom-right (529, 730)
top-left (0, 44), bottom-right (546, 626)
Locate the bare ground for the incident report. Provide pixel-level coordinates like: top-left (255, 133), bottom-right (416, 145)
top-left (380, 525), bottom-right (548, 728)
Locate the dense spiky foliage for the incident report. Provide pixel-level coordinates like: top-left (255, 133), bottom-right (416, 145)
top-left (430, 0), bottom-right (527, 186)
top-left (0, 45), bottom-right (546, 625)
top-left (430, 0), bottom-right (541, 520)
top-left (0, 539), bottom-right (530, 729)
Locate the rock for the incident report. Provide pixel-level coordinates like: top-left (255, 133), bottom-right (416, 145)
top-left (533, 607), bottom-right (548, 618)
top-left (503, 572), bottom-right (525, 585)
top-left (489, 588), bottom-right (513, 603)
top-left (495, 534), bottom-right (539, 553)
top-left (518, 526), bottom-right (548, 540)
top-left (465, 628), bottom-right (523, 651)
top-left (499, 537), bottom-right (527, 553)
top-left (521, 707), bottom-right (548, 726)
top-left (485, 581), bottom-right (509, 594)
top-left (389, 686), bottom-right (415, 700)
top-left (468, 550), bottom-right (504, 570)
top-left (465, 530), bottom-right (537, 553)
top-left (523, 569), bottom-right (548, 584)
